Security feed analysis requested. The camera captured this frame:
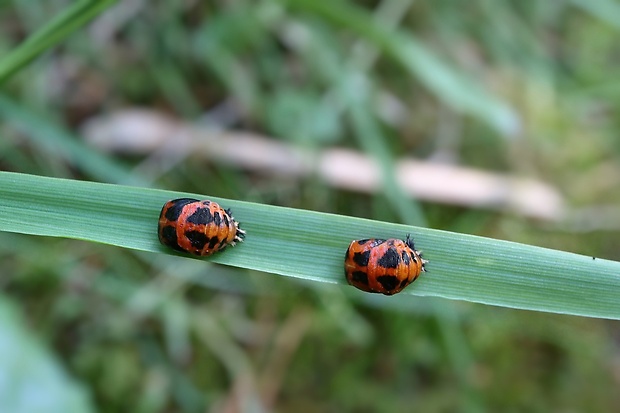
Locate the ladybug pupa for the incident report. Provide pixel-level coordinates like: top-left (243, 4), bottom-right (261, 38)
top-left (158, 198), bottom-right (245, 256)
top-left (344, 234), bottom-right (427, 295)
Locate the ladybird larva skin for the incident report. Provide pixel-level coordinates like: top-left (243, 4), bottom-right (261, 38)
top-left (158, 198), bottom-right (245, 256)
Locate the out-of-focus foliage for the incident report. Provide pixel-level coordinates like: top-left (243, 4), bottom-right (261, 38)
top-left (0, 296), bottom-right (95, 413)
top-left (1, 1), bottom-right (620, 412)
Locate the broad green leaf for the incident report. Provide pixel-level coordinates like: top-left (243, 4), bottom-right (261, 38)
top-left (0, 171), bottom-right (619, 319)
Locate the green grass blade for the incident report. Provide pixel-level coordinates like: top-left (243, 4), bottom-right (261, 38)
top-left (0, 171), bottom-right (619, 319)
top-left (0, 0), bottom-right (118, 84)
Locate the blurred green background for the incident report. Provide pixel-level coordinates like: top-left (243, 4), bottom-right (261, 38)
top-left (2, 1), bottom-right (620, 412)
